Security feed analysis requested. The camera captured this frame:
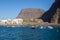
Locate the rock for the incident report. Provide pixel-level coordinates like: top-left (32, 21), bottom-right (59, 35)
top-left (41, 0), bottom-right (60, 24)
top-left (16, 8), bottom-right (45, 19)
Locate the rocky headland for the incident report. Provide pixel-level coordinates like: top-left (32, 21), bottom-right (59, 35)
top-left (16, 0), bottom-right (60, 25)
top-left (41, 0), bottom-right (60, 24)
top-left (0, 0), bottom-right (60, 26)
top-left (16, 8), bottom-right (45, 19)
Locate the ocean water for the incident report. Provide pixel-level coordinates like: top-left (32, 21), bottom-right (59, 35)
top-left (0, 25), bottom-right (60, 40)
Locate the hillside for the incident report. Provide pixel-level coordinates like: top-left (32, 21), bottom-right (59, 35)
top-left (41, 0), bottom-right (60, 24)
top-left (16, 8), bottom-right (45, 19)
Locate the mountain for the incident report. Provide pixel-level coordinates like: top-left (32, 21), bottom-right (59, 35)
top-left (16, 8), bottom-right (45, 19)
top-left (41, 0), bottom-right (60, 24)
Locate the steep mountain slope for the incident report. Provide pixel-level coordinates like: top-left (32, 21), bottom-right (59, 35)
top-left (16, 8), bottom-right (45, 19)
top-left (41, 0), bottom-right (60, 23)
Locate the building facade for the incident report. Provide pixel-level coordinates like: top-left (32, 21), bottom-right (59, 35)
top-left (0, 18), bottom-right (23, 26)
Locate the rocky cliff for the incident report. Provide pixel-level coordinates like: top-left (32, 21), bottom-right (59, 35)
top-left (41, 0), bottom-right (60, 24)
top-left (16, 8), bottom-right (45, 19)
top-left (16, 0), bottom-right (60, 24)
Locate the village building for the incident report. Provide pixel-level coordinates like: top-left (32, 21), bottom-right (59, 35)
top-left (0, 20), bottom-right (7, 25)
top-left (12, 19), bottom-right (23, 25)
top-left (0, 18), bottom-right (23, 26)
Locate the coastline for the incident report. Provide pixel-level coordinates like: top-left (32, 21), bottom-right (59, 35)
top-left (0, 18), bottom-right (60, 27)
top-left (0, 23), bottom-right (60, 27)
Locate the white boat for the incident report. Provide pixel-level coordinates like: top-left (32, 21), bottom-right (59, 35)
top-left (48, 26), bottom-right (53, 29)
top-left (40, 26), bottom-right (44, 29)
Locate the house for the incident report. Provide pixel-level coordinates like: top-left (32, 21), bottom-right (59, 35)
top-left (1, 20), bottom-right (7, 25)
top-left (0, 18), bottom-right (23, 26)
top-left (12, 19), bottom-right (23, 25)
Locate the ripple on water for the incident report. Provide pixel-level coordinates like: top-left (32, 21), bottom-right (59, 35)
top-left (0, 25), bottom-right (59, 40)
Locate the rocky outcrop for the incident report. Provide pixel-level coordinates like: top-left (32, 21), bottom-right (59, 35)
top-left (41, 0), bottom-right (60, 24)
top-left (51, 8), bottom-right (60, 24)
top-left (16, 8), bottom-right (45, 19)
top-left (16, 0), bottom-right (60, 24)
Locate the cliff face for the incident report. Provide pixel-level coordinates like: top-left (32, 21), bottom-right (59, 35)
top-left (16, 8), bottom-right (45, 19)
top-left (16, 0), bottom-right (60, 24)
top-left (41, 0), bottom-right (60, 24)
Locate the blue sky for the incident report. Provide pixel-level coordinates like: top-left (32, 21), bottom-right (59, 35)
top-left (0, 0), bottom-right (54, 19)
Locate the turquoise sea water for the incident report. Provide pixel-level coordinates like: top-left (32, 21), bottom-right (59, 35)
top-left (0, 25), bottom-right (60, 40)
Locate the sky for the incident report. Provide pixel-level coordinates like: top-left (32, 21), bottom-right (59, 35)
top-left (0, 0), bottom-right (54, 20)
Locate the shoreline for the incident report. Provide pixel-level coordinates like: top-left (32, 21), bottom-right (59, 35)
top-left (0, 23), bottom-right (60, 27)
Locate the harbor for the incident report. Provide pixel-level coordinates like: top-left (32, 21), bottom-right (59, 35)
top-left (0, 25), bottom-right (59, 40)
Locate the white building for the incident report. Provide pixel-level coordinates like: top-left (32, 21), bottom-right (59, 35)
top-left (0, 18), bottom-right (23, 26)
top-left (12, 19), bottom-right (23, 25)
top-left (1, 20), bottom-right (7, 25)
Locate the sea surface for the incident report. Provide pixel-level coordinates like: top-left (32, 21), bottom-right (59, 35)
top-left (0, 25), bottom-right (60, 40)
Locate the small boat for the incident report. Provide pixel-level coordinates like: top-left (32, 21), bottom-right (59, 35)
top-left (31, 26), bottom-right (35, 29)
top-left (40, 26), bottom-right (44, 29)
top-left (48, 26), bottom-right (53, 29)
